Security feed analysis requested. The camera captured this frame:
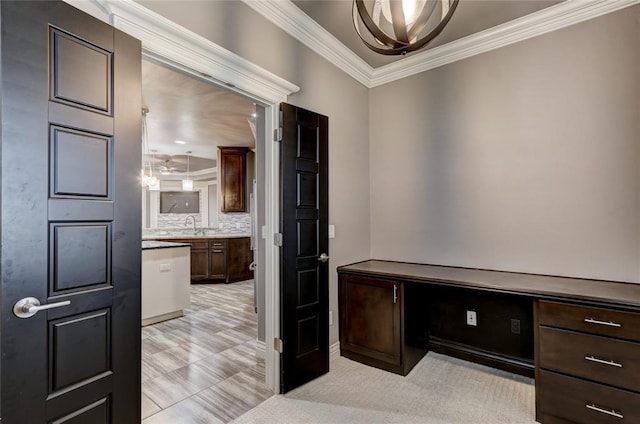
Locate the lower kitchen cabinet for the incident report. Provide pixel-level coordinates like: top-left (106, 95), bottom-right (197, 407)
top-left (190, 248), bottom-right (209, 280)
top-left (209, 239), bottom-right (227, 280)
top-left (155, 237), bottom-right (252, 283)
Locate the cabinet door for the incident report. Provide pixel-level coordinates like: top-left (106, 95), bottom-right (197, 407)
top-left (219, 147), bottom-right (249, 212)
top-left (339, 275), bottom-right (401, 366)
top-left (227, 237), bottom-right (252, 282)
top-left (190, 249), bottom-right (209, 281)
top-left (210, 248), bottom-right (227, 280)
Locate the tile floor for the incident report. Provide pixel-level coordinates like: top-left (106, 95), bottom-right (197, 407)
top-left (142, 280), bottom-right (273, 423)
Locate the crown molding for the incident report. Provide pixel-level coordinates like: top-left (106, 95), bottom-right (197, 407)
top-left (69, 0), bottom-right (300, 103)
top-left (241, 0), bottom-right (374, 87)
top-left (66, 0), bottom-right (639, 89)
top-left (370, 0), bottom-right (640, 87)
top-left (242, 0), bottom-right (639, 88)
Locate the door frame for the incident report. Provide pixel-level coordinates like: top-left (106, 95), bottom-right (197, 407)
top-left (66, 0), bottom-right (300, 393)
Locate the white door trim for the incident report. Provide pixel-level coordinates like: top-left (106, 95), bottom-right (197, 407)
top-left (66, 0), bottom-right (299, 393)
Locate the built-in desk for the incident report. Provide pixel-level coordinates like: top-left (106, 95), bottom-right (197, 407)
top-left (337, 260), bottom-right (640, 424)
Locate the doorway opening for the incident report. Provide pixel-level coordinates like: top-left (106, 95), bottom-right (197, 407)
top-left (139, 59), bottom-right (271, 421)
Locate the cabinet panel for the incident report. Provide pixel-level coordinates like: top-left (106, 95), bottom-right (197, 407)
top-left (227, 237), bottom-right (252, 282)
top-left (339, 274), bottom-right (401, 366)
top-left (219, 147), bottom-right (249, 212)
top-left (209, 248), bottom-right (226, 280)
top-left (190, 249), bottom-right (209, 281)
top-left (539, 327), bottom-right (640, 393)
top-left (538, 301), bottom-right (640, 342)
top-left (538, 370), bottom-right (640, 424)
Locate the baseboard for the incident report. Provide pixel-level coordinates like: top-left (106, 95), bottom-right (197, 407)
top-left (330, 341), bottom-right (340, 361)
top-left (255, 339), bottom-right (266, 359)
top-left (429, 338), bottom-right (534, 378)
top-left (141, 310), bottom-right (183, 327)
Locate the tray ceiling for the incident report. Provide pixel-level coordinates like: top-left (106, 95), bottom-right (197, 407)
top-left (142, 60), bottom-right (256, 161)
top-left (292, 0), bottom-right (563, 68)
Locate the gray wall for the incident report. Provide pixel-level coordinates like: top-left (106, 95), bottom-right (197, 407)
top-left (137, 0), bottom-right (372, 344)
top-left (370, 7), bottom-right (640, 283)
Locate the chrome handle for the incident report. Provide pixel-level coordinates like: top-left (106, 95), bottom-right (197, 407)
top-left (585, 356), bottom-right (622, 368)
top-left (584, 318), bottom-right (621, 328)
top-left (393, 284), bottom-right (398, 304)
top-left (586, 403), bottom-right (623, 419)
top-left (13, 297), bottom-right (71, 319)
top-left (318, 253), bottom-right (330, 263)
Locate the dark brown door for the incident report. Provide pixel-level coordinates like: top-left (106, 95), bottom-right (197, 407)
top-left (0, 2), bottom-right (141, 422)
top-left (280, 103), bottom-right (329, 393)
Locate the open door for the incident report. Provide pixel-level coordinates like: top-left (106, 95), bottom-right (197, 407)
top-left (279, 103), bottom-right (329, 393)
top-left (0, 1), bottom-right (141, 422)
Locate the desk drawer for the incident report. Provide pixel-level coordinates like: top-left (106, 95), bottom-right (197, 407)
top-left (539, 327), bottom-right (640, 392)
top-left (538, 370), bottom-right (640, 424)
top-left (538, 301), bottom-right (640, 342)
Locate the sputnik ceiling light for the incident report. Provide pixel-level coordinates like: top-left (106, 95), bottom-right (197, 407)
top-left (182, 151), bottom-right (194, 191)
top-left (352, 0), bottom-right (459, 55)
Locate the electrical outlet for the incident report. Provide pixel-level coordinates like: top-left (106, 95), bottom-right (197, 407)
top-left (159, 263), bottom-right (171, 272)
top-left (329, 310), bottom-right (333, 326)
top-left (466, 310), bottom-right (477, 326)
top-left (511, 318), bottom-right (521, 334)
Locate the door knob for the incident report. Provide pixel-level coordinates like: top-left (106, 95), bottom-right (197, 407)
top-left (13, 297), bottom-right (71, 319)
top-left (318, 253), bottom-right (330, 263)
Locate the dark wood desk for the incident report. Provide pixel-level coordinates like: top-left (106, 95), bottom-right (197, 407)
top-left (337, 260), bottom-right (640, 424)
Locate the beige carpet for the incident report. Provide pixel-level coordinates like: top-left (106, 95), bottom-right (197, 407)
top-left (231, 352), bottom-right (536, 424)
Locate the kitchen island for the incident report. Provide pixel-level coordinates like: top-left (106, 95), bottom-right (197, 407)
top-left (142, 240), bottom-right (191, 325)
top-left (143, 230), bottom-right (253, 283)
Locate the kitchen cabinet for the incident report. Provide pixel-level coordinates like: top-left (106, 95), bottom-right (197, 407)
top-left (209, 239), bottom-right (227, 280)
top-left (159, 237), bottom-right (252, 283)
top-left (188, 239), bottom-right (209, 281)
top-left (219, 147), bottom-right (249, 212)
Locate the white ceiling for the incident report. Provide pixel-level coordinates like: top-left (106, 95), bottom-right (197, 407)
top-left (142, 60), bottom-right (256, 161)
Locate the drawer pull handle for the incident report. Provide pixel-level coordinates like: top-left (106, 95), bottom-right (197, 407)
top-left (586, 403), bottom-right (623, 419)
top-left (584, 318), bottom-right (621, 328)
top-left (393, 284), bottom-right (398, 304)
top-left (585, 356), bottom-right (623, 368)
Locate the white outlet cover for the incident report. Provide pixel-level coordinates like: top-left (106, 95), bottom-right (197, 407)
top-left (159, 263), bottom-right (171, 272)
top-left (328, 224), bottom-right (335, 239)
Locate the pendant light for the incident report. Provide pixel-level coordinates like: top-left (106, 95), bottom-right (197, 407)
top-left (182, 151), bottom-right (193, 191)
top-left (141, 107), bottom-right (159, 190)
top-left (353, 0), bottom-right (459, 55)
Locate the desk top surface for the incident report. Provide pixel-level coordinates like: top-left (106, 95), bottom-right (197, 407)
top-left (338, 260), bottom-right (640, 310)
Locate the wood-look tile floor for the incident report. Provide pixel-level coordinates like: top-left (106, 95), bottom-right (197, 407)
top-left (142, 280), bottom-right (273, 423)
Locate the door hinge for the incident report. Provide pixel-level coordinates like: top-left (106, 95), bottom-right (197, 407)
top-left (274, 233), bottom-right (283, 247)
top-left (273, 128), bottom-right (282, 142)
top-left (274, 337), bottom-right (283, 353)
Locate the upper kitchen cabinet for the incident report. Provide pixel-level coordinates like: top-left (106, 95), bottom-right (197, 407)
top-left (219, 146), bottom-right (250, 212)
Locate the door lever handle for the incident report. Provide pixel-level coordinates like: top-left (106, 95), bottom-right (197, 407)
top-left (318, 253), bottom-right (330, 263)
top-left (13, 297), bottom-right (71, 319)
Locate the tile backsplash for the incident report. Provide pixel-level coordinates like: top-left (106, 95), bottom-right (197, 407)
top-left (218, 213), bottom-right (251, 232)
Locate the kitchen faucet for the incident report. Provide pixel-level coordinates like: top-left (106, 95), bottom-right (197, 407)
top-left (184, 215), bottom-right (198, 235)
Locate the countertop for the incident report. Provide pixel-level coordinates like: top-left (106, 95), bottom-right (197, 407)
top-left (142, 240), bottom-right (192, 250)
top-left (338, 260), bottom-right (640, 309)
top-left (142, 232), bottom-right (251, 240)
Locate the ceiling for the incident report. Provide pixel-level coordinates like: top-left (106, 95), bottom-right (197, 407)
top-left (142, 60), bottom-right (256, 162)
top-left (139, 0), bottom-right (590, 180)
top-left (291, 0), bottom-right (563, 68)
